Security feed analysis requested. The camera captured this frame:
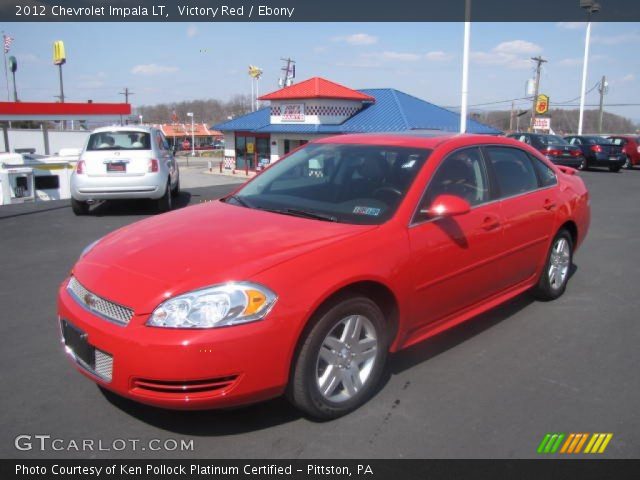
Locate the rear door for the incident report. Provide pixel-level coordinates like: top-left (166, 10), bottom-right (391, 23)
top-left (484, 146), bottom-right (558, 289)
top-left (407, 147), bottom-right (505, 328)
top-left (83, 130), bottom-right (152, 176)
top-left (155, 129), bottom-right (176, 182)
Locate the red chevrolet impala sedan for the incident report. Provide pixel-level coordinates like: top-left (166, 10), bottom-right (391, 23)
top-left (57, 133), bottom-right (590, 419)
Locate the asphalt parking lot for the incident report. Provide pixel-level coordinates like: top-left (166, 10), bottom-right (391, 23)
top-left (1, 168), bottom-right (639, 459)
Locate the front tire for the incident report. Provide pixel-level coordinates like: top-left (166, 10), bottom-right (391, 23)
top-left (71, 197), bottom-right (90, 215)
top-left (156, 181), bottom-right (172, 213)
top-left (533, 229), bottom-right (573, 301)
top-left (623, 155), bottom-right (633, 170)
top-left (288, 296), bottom-right (388, 420)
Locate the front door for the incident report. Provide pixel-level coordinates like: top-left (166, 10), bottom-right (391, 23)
top-left (407, 147), bottom-right (504, 329)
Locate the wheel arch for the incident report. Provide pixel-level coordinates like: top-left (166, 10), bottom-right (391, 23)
top-left (287, 279), bottom-right (401, 384)
top-left (559, 219), bottom-right (578, 247)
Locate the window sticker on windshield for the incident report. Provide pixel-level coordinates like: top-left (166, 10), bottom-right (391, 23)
top-left (353, 206), bottom-right (381, 216)
top-left (401, 160), bottom-right (416, 169)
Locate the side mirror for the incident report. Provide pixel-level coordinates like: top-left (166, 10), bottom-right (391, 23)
top-left (421, 194), bottom-right (471, 218)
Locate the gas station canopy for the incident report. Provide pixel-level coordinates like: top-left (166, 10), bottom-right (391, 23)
top-left (0, 101), bottom-right (131, 121)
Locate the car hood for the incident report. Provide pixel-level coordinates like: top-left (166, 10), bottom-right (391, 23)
top-left (73, 201), bottom-right (376, 313)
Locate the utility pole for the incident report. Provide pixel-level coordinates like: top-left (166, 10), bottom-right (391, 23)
top-left (118, 87), bottom-right (134, 104)
top-left (118, 87), bottom-right (133, 125)
top-left (597, 75), bottom-right (607, 134)
top-left (279, 57), bottom-right (295, 87)
top-left (530, 56), bottom-right (547, 131)
top-left (509, 100), bottom-right (515, 131)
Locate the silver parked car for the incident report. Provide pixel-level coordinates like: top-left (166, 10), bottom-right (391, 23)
top-left (70, 126), bottom-right (180, 215)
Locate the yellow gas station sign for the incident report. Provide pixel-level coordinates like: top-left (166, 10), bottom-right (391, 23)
top-left (53, 41), bottom-right (66, 65)
top-left (535, 94), bottom-right (549, 115)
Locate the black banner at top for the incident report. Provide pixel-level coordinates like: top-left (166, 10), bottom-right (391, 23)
top-left (1, 0), bottom-right (640, 22)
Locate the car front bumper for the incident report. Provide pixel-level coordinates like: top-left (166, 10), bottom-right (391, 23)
top-left (57, 279), bottom-right (291, 410)
top-left (71, 173), bottom-right (167, 201)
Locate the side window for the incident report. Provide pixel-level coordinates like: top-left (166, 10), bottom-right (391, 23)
top-left (160, 132), bottom-right (170, 151)
top-left (156, 131), bottom-right (166, 151)
top-left (610, 138), bottom-right (625, 146)
top-left (568, 137), bottom-right (580, 145)
top-left (486, 147), bottom-right (539, 198)
top-left (529, 154), bottom-right (558, 188)
top-left (415, 147), bottom-right (489, 222)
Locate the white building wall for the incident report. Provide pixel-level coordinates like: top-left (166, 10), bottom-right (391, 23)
top-left (269, 133), bottom-right (330, 163)
top-left (0, 129), bottom-right (89, 155)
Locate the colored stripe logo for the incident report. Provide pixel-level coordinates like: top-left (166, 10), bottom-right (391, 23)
top-left (537, 433), bottom-right (613, 454)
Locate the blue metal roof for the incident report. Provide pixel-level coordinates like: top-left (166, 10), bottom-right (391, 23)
top-left (213, 89), bottom-right (501, 135)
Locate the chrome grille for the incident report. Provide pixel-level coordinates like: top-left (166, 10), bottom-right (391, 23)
top-left (67, 276), bottom-right (134, 326)
top-left (94, 349), bottom-right (114, 381)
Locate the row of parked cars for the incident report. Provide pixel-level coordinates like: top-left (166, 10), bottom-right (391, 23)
top-left (68, 126), bottom-right (640, 216)
top-left (507, 132), bottom-right (640, 172)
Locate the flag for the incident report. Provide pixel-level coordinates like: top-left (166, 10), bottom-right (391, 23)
top-left (3, 34), bottom-right (14, 53)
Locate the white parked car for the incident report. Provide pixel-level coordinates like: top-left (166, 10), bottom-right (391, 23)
top-left (70, 126), bottom-right (180, 215)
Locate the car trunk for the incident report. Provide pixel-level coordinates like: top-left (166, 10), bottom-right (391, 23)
top-left (595, 144), bottom-right (623, 156)
top-left (82, 149), bottom-right (151, 177)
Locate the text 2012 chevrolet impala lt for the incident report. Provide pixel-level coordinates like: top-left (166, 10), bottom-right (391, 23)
top-left (57, 133), bottom-right (590, 419)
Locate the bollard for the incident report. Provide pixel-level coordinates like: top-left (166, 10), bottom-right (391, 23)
top-left (208, 160), bottom-right (212, 172)
top-left (219, 160), bottom-right (223, 173)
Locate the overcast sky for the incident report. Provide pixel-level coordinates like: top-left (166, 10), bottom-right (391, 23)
top-left (4, 22), bottom-right (640, 123)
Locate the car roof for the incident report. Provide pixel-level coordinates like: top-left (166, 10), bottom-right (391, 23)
top-left (90, 126), bottom-right (154, 134)
top-left (315, 132), bottom-right (513, 149)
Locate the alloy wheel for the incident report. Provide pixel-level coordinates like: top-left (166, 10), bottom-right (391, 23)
top-left (315, 315), bottom-right (378, 403)
top-left (548, 237), bottom-right (571, 290)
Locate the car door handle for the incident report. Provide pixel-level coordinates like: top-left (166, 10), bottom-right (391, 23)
top-left (543, 199), bottom-right (557, 210)
top-left (480, 215), bottom-right (501, 230)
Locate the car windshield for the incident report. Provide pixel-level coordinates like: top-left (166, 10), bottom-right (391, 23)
top-left (86, 131), bottom-right (151, 151)
top-left (539, 135), bottom-right (568, 146)
top-left (228, 143), bottom-right (431, 225)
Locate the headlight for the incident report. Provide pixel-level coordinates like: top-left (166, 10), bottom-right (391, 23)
top-left (146, 282), bottom-right (277, 329)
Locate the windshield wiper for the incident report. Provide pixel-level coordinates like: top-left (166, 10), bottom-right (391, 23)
top-left (261, 207), bottom-right (338, 223)
top-left (225, 194), bottom-right (253, 208)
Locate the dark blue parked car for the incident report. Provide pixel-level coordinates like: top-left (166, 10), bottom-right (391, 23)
top-left (564, 135), bottom-right (626, 172)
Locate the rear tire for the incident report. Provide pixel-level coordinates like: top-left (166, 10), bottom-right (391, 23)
top-left (171, 176), bottom-right (180, 197)
top-left (156, 181), bottom-right (172, 213)
top-left (578, 158), bottom-right (587, 170)
top-left (71, 197), bottom-right (90, 216)
top-left (609, 165), bottom-right (621, 173)
top-left (533, 229), bottom-right (573, 301)
top-left (288, 296), bottom-right (388, 420)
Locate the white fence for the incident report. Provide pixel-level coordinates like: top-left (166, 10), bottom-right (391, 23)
top-left (1, 129), bottom-right (89, 155)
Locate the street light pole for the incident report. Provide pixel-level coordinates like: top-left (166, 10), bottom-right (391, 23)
top-left (459, 0), bottom-right (471, 133)
top-left (578, 1), bottom-right (600, 135)
top-left (187, 112), bottom-right (195, 157)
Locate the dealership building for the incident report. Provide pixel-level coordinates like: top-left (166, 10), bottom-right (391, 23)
top-left (214, 77), bottom-right (500, 171)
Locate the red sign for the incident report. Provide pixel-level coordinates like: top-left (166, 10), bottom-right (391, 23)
top-left (281, 104), bottom-right (305, 122)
